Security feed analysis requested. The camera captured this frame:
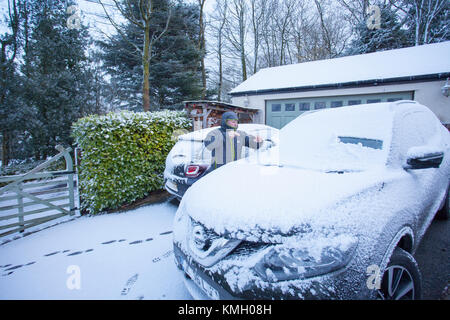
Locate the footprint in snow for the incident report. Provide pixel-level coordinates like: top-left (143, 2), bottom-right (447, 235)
top-left (102, 240), bottom-right (117, 245)
top-left (121, 273), bottom-right (139, 296)
top-left (67, 251), bottom-right (83, 256)
top-left (44, 251), bottom-right (60, 257)
top-left (5, 264), bottom-right (23, 271)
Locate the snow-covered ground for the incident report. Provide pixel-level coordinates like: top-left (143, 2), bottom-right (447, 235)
top-left (0, 200), bottom-right (192, 300)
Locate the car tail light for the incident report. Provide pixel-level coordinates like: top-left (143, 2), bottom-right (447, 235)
top-left (185, 165), bottom-right (208, 178)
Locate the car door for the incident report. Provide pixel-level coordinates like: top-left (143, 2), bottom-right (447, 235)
top-left (391, 107), bottom-right (444, 237)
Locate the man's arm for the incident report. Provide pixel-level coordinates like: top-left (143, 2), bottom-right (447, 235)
top-left (204, 129), bottom-right (224, 165)
top-left (204, 130), bottom-right (222, 150)
top-left (204, 131), bottom-right (215, 150)
top-left (244, 132), bottom-right (264, 150)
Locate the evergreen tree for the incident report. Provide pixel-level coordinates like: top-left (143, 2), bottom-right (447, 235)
top-left (21, 0), bottom-right (100, 160)
top-left (345, 4), bottom-right (410, 55)
top-left (0, 0), bottom-right (26, 166)
top-left (99, 0), bottom-right (203, 111)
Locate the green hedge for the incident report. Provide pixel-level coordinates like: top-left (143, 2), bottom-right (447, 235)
top-left (71, 110), bottom-right (191, 214)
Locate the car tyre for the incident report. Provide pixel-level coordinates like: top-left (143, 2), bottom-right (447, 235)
top-left (377, 247), bottom-right (422, 300)
top-left (435, 186), bottom-right (449, 220)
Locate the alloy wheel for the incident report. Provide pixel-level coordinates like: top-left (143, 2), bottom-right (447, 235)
top-left (377, 265), bottom-right (415, 300)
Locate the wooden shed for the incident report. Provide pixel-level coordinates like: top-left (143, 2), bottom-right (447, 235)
top-left (184, 101), bottom-right (260, 131)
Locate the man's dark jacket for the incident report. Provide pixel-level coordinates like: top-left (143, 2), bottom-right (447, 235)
top-left (203, 112), bottom-right (263, 169)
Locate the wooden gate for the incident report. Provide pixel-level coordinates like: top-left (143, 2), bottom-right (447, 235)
top-left (0, 145), bottom-right (77, 237)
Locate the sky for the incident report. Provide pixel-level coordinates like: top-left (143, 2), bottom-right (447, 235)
top-left (0, 0), bottom-right (8, 35)
top-left (76, 0), bottom-right (216, 40)
top-left (0, 0), bottom-right (216, 38)
top-left (0, 0), bottom-right (220, 88)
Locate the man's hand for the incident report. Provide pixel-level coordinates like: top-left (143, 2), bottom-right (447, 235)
top-left (254, 135), bottom-right (263, 143)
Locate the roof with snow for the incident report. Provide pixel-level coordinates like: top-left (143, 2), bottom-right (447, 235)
top-left (230, 41), bottom-right (450, 96)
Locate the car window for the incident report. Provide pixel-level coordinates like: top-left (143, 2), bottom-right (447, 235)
top-left (338, 137), bottom-right (383, 150)
top-left (171, 140), bottom-right (204, 159)
top-left (196, 145), bottom-right (212, 162)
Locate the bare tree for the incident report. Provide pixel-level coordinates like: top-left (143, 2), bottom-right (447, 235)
top-left (277, 0), bottom-right (296, 65)
top-left (288, 0), bottom-right (315, 62)
top-left (259, 0), bottom-right (317, 67)
top-left (224, 0), bottom-right (249, 82)
top-left (259, 0), bottom-right (283, 67)
top-left (206, 0), bottom-right (352, 90)
top-left (389, 0), bottom-right (448, 45)
top-left (198, 0), bottom-right (207, 99)
top-left (249, 0), bottom-right (269, 73)
top-left (335, 0), bottom-right (370, 25)
top-left (314, 0), bottom-right (349, 58)
top-left (314, 0), bottom-right (333, 58)
top-left (209, 0), bottom-right (228, 101)
top-left (98, 0), bottom-right (171, 112)
top-left (258, 0), bottom-right (348, 65)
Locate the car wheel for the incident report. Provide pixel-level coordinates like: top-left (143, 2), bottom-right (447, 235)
top-left (377, 248), bottom-right (422, 300)
top-left (435, 186), bottom-right (449, 220)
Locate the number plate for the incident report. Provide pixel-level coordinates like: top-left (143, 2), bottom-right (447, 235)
top-left (166, 180), bottom-right (178, 192)
top-left (183, 260), bottom-right (219, 300)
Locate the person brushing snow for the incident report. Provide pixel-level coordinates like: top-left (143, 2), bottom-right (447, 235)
top-left (204, 111), bottom-right (264, 169)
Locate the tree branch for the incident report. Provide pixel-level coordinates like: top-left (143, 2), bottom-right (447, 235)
top-left (98, 0), bottom-right (142, 53)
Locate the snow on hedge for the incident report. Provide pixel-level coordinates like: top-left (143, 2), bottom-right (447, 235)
top-left (71, 110), bottom-right (191, 214)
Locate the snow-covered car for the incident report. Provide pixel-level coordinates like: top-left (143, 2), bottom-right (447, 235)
top-left (173, 101), bottom-right (449, 300)
top-left (164, 124), bottom-right (279, 200)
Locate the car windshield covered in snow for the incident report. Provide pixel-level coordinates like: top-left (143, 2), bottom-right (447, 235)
top-left (273, 105), bottom-right (393, 172)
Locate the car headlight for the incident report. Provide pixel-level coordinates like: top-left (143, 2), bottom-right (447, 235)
top-left (253, 236), bottom-right (357, 282)
top-left (187, 219), bottom-right (241, 267)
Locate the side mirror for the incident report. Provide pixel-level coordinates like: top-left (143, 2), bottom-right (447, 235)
top-left (405, 146), bottom-right (444, 170)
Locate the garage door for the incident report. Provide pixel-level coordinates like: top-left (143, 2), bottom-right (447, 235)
top-left (266, 91), bottom-right (414, 129)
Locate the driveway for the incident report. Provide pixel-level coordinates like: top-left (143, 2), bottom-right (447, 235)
top-left (0, 198), bottom-right (191, 300)
top-left (0, 196), bottom-right (447, 300)
top-left (414, 217), bottom-right (450, 300)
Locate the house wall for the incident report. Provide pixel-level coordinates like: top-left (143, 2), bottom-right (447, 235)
top-left (231, 80), bottom-right (450, 125)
